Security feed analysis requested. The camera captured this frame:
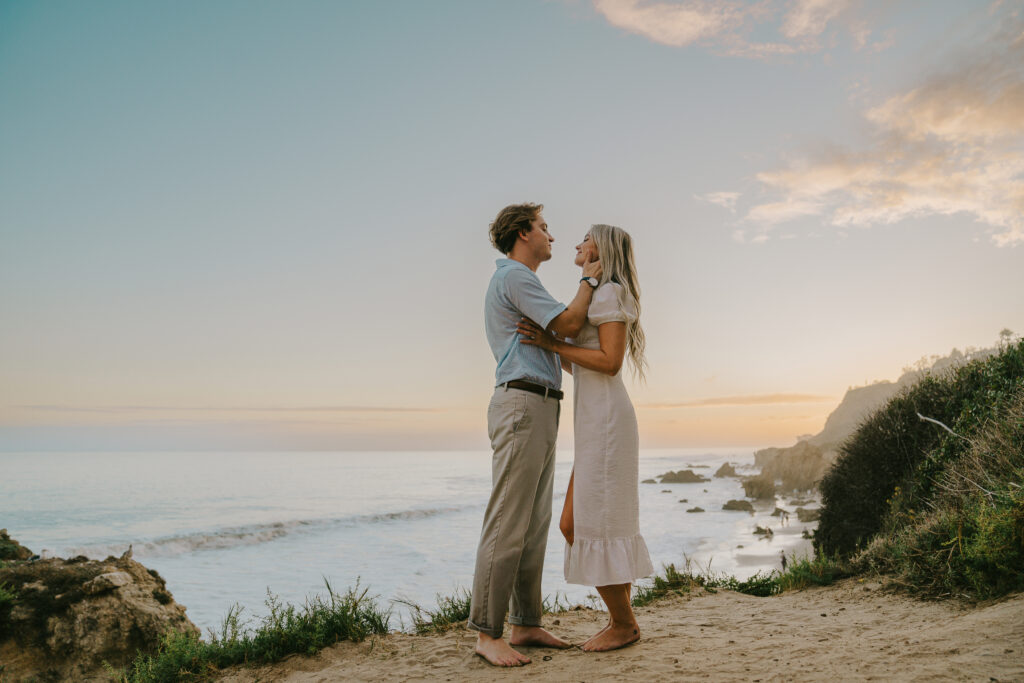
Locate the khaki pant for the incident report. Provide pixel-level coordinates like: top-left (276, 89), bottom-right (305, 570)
top-left (468, 386), bottom-right (560, 638)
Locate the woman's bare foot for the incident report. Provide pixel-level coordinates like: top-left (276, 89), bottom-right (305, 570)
top-left (580, 622), bottom-right (640, 652)
top-left (509, 625), bottom-right (572, 648)
top-left (579, 621), bottom-right (612, 649)
top-left (475, 633), bottom-right (530, 666)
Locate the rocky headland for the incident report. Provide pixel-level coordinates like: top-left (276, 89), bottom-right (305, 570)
top-left (753, 346), bottom-right (997, 493)
top-left (0, 531), bottom-right (198, 682)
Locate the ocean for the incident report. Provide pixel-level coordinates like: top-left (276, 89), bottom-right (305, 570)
top-left (0, 449), bottom-right (816, 635)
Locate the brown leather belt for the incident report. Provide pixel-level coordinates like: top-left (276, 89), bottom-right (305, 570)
top-left (502, 380), bottom-right (563, 401)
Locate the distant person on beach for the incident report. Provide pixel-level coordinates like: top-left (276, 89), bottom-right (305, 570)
top-left (470, 202), bottom-right (603, 667)
top-left (519, 224), bottom-right (653, 651)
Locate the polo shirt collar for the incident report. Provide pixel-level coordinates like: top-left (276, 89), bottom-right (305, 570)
top-left (496, 258), bottom-right (531, 272)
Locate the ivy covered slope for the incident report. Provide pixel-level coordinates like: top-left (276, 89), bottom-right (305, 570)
top-left (815, 339), bottom-right (1024, 599)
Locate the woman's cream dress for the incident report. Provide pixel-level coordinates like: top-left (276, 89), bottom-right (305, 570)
top-left (564, 282), bottom-right (654, 586)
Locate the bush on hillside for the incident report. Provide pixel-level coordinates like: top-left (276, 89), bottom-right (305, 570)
top-left (858, 388), bottom-right (1024, 599)
top-left (816, 340), bottom-right (1024, 558)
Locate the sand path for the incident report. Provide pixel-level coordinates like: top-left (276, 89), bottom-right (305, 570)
top-left (216, 578), bottom-right (1024, 682)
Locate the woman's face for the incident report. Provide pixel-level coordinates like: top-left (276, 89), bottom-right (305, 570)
top-left (574, 232), bottom-right (598, 267)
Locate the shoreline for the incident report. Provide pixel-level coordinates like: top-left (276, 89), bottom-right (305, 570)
top-left (214, 577), bottom-right (1024, 682)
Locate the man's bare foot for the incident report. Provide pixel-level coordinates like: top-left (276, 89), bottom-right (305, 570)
top-left (509, 625), bottom-right (572, 649)
top-left (475, 633), bottom-right (530, 666)
top-left (580, 622), bottom-right (640, 652)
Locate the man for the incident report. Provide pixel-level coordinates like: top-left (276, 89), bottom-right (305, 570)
top-left (470, 202), bottom-right (602, 667)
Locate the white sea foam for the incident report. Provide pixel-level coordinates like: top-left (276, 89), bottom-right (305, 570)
top-left (63, 505), bottom-right (475, 559)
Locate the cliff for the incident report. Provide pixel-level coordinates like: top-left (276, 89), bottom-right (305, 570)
top-left (754, 346), bottom-right (998, 490)
top-left (0, 535), bottom-right (198, 682)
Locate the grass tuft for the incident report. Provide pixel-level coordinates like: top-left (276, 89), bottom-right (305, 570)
top-left (394, 587), bottom-right (472, 635)
top-left (108, 578), bottom-right (391, 683)
top-left (631, 554), bottom-right (850, 607)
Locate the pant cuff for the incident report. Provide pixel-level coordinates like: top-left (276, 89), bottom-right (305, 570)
top-left (467, 618), bottom-right (503, 638)
top-left (508, 615), bottom-right (542, 627)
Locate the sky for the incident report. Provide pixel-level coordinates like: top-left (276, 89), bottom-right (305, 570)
top-left (1, 0), bottom-right (1022, 452)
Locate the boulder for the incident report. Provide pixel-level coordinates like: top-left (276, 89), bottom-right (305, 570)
top-left (686, 507), bottom-right (705, 513)
top-left (741, 473), bottom-right (776, 500)
top-left (0, 540), bottom-right (198, 682)
top-left (722, 499), bottom-right (754, 512)
top-left (659, 470), bottom-right (709, 484)
top-left (714, 462), bottom-right (738, 478)
top-left (795, 507), bottom-right (821, 523)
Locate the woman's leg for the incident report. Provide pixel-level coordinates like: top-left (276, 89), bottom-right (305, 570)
top-left (581, 583), bottom-right (640, 652)
top-left (559, 470), bottom-right (574, 545)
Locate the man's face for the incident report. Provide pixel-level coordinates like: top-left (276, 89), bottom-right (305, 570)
top-left (523, 212), bottom-right (554, 261)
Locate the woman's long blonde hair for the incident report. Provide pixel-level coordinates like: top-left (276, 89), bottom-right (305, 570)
top-left (589, 224), bottom-right (647, 382)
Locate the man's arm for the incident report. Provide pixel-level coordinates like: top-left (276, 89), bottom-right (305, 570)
top-left (545, 259), bottom-right (602, 338)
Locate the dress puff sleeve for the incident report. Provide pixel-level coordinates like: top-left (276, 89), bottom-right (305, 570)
top-left (588, 282), bottom-right (637, 326)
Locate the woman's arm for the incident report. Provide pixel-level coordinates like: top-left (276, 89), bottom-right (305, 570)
top-left (519, 319), bottom-right (626, 376)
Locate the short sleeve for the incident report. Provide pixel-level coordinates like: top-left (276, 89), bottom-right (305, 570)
top-left (588, 282), bottom-right (636, 326)
top-left (504, 268), bottom-right (567, 329)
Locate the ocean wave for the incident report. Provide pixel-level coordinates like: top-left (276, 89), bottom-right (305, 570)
top-left (63, 504), bottom-right (475, 559)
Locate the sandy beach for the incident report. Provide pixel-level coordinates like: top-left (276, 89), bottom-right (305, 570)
top-left (215, 578), bottom-right (1024, 682)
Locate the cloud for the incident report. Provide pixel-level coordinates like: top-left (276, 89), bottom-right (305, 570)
top-left (732, 8), bottom-right (1024, 246)
top-left (640, 393), bottom-right (835, 408)
top-left (781, 0), bottom-right (850, 39)
top-left (696, 191), bottom-right (741, 211)
top-left (590, 0), bottom-right (870, 58)
top-left (591, 0), bottom-right (742, 48)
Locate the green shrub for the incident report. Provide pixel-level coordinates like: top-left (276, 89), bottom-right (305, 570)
top-left (0, 581), bottom-right (16, 638)
top-left (857, 389), bottom-right (1024, 599)
top-left (817, 340), bottom-right (1024, 557)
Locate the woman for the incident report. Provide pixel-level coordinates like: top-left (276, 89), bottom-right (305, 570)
top-left (518, 224), bottom-right (653, 652)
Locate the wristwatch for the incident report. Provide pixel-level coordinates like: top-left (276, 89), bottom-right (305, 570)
top-left (580, 276), bottom-right (598, 289)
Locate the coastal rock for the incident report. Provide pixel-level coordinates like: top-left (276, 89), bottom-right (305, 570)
top-left (678, 499), bottom-right (688, 503)
top-left (686, 507), bottom-right (705, 513)
top-left (741, 473), bottom-right (776, 500)
top-left (0, 538), bottom-right (198, 682)
top-left (82, 571), bottom-right (133, 595)
top-left (771, 507), bottom-right (789, 517)
top-left (722, 500), bottom-right (755, 512)
top-left (642, 478), bottom-right (657, 484)
top-left (0, 529), bottom-right (33, 561)
top-left (795, 507), bottom-right (822, 523)
top-left (754, 441), bottom-right (830, 492)
top-left (714, 463), bottom-right (738, 478)
top-left (660, 470), bottom-right (709, 484)
top-left (753, 525), bottom-right (774, 537)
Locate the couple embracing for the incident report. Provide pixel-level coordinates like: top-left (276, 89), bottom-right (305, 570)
top-left (469, 202), bottom-right (653, 667)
